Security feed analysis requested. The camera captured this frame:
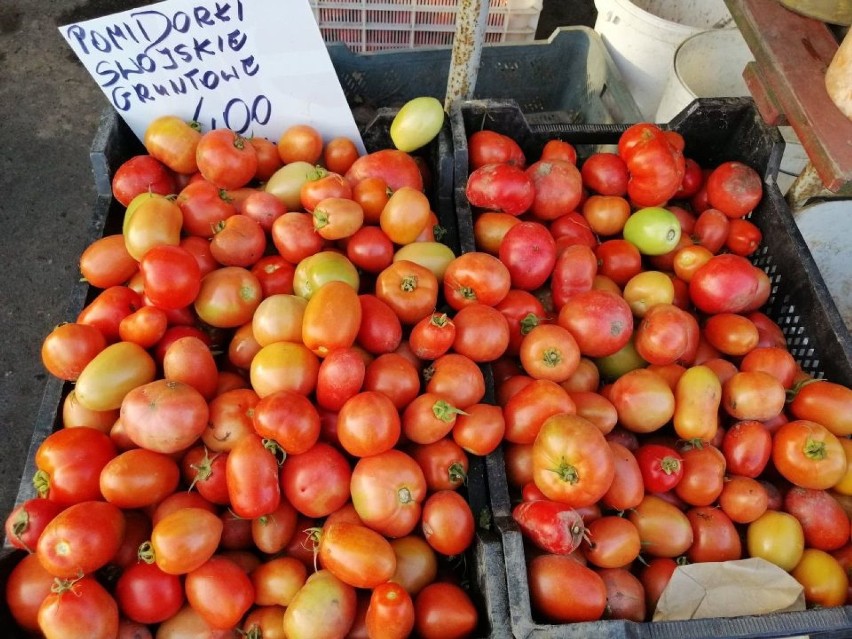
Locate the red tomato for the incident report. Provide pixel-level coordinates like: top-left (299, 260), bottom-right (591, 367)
top-left (784, 487), bottom-right (851, 551)
top-left (513, 499), bottom-right (587, 554)
top-left (357, 294), bottom-right (403, 355)
top-left (364, 352), bottom-right (422, 410)
top-left (115, 560), bottom-right (183, 624)
top-left (533, 413), bottom-right (615, 507)
top-left (466, 163), bottom-right (535, 216)
top-left (421, 489), bottom-right (475, 556)
top-left (451, 302), bottom-right (511, 363)
top-left (366, 581), bottom-right (415, 639)
top-left (195, 266), bottom-right (262, 328)
top-left (468, 129), bottom-right (525, 169)
top-left (345, 149), bottom-right (424, 191)
top-left (443, 251), bottom-right (511, 310)
top-left (6, 553), bottom-right (55, 633)
top-left (503, 378), bottom-right (575, 444)
top-left (410, 438), bottom-right (469, 491)
top-left (120, 379), bottom-right (208, 454)
top-left (498, 220), bottom-right (558, 290)
top-left (338, 391), bottom-right (401, 457)
top-left (674, 443), bottom-right (726, 507)
top-left (721, 371), bottom-right (786, 422)
top-left (627, 494), bottom-right (693, 558)
top-left (77, 286), bottom-right (142, 344)
top-left (519, 323), bottom-right (580, 383)
top-left (594, 239), bottom-right (643, 287)
top-left (79, 234), bottom-right (139, 290)
top-left (37, 501), bottom-right (125, 578)
top-left (350, 449), bottom-right (427, 538)
top-left (425, 353), bottom-right (486, 409)
top-left (143, 115), bottom-right (201, 174)
top-left (376, 259), bottom-right (439, 325)
top-left (557, 289), bottom-right (633, 358)
top-left (150, 507), bottom-right (223, 575)
top-left (689, 253), bottom-right (765, 314)
top-left (280, 442), bottom-right (352, 518)
top-left (705, 161), bottom-right (763, 218)
top-left (226, 433), bottom-right (281, 519)
top-left (40, 322), bottom-right (107, 383)
top-left (789, 380), bottom-right (852, 437)
top-left (413, 582), bottom-right (478, 639)
top-left (635, 444), bottom-right (683, 493)
top-left (185, 555), bottom-right (255, 629)
top-left (318, 521), bottom-right (397, 588)
top-left (618, 122), bottom-right (685, 207)
top-left (99, 448), bottom-right (179, 509)
top-left (34, 427), bottom-right (116, 504)
top-left (176, 179), bottom-right (236, 239)
top-left (38, 576), bottom-right (118, 639)
top-left (581, 152), bottom-right (628, 196)
top-left (526, 159), bottom-right (583, 220)
top-left (112, 154), bottom-right (176, 206)
top-left (602, 441), bottom-right (644, 511)
top-left (550, 243), bottom-right (598, 308)
top-left (718, 475), bottom-right (769, 524)
top-left (773, 420), bottom-right (847, 490)
top-left (686, 506), bottom-right (742, 563)
top-left (210, 214), bottom-right (267, 267)
top-left (528, 554), bottom-right (607, 622)
top-left (583, 515), bottom-right (642, 568)
top-left (4, 498), bottom-right (66, 553)
top-left (608, 369), bottom-right (676, 434)
top-left (721, 420), bottom-right (772, 478)
top-left (452, 402), bottom-right (505, 456)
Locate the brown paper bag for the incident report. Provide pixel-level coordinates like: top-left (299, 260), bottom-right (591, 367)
top-left (653, 557), bottom-right (806, 622)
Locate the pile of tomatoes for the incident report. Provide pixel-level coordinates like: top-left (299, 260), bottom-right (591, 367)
top-left (3, 113), bottom-right (502, 639)
top-left (460, 119), bottom-right (852, 625)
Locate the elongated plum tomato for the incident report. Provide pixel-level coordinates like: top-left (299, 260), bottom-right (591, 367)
top-left (391, 96), bottom-right (445, 152)
top-left (512, 499), bottom-right (587, 554)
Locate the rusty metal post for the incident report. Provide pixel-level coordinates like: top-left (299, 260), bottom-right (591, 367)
top-left (445, 0), bottom-right (489, 111)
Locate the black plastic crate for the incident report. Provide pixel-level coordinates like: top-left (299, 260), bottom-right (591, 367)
top-left (0, 108), bottom-right (512, 639)
top-left (451, 97), bottom-right (852, 639)
top-left (328, 26), bottom-right (642, 127)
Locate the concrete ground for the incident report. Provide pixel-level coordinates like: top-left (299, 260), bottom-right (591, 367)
top-left (0, 0), bottom-right (594, 537)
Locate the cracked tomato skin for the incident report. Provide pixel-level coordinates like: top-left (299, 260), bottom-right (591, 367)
top-left (465, 163), bottom-right (535, 216)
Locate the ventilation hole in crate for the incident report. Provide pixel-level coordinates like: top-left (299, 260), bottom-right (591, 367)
top-left (495, 61), bottom-right (520, 71)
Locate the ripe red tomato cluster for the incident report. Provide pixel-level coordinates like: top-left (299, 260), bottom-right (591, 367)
top-left (5, 117), bottom-right (491, 639)
top-left (464, 122), bottom-right (852, 624)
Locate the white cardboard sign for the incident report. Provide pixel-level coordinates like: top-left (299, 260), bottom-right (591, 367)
top-left (60, 0), bottom-right (364, 151)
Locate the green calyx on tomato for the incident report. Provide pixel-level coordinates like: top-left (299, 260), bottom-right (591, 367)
top-left (520, 312), bottom-right (541, 336)
top-left (554, 457), bottom-right (580, 485)
top-left (431, 400), bottom-right (466, 423)
top-left (803, 437), bottom-right (829, 461)
top-left (32, 469), bottom-right (50, 499)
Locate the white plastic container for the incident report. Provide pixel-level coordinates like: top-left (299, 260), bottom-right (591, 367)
top-left (793, 200), bottom-right (852, 331)
top-left (593, 0), bottom-right (733, 119)
top-left (654, 28), bottom-right (753, 123)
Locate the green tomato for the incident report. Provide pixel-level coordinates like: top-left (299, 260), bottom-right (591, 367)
top-left (390, 97), bottom-right (445, 153)
top-left (594, 338), bottom-right (647, 381)
top-left (623, 207), bottom-right (681, 256)
top-left (293, 251), bottom-right (359, 300)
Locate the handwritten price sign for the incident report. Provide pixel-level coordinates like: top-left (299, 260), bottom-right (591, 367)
top-left (60, 0), bottom-right (364, 150)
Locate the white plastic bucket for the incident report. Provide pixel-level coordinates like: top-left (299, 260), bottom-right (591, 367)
top-left (593, 0), bottom-right (733, 119)
top-left (793, 200), bottom-right (852, 331)
top-left (654, 27), bottom-right (753, 123)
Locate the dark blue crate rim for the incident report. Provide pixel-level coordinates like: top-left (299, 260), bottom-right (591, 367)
top-left (453, 96), bottom-right (852, 639)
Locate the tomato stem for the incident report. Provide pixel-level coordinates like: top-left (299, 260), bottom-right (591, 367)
top-left (786, 376), bottom-right (825, 403)
top-left (430, 313), bottom-right (449, 328)
top-left (542, 347), bottom-right (562, 368)
top-left (660, 456), bottom-right (681, 475)
top-left (32, 470), bottom-right (50, 499)
top-left (448, 462), bottom-right (467, 486)
top-left (11, 510), bottom-right (32, 552)
top-left (459, 285), bottom-right (476, 300)
top-left (553, 458), bottom-right (580, 485)
top-left (137, 541), bottom-right (155, 564)
top-left (803, 437), bottom-right (828, 460)
top-left (398, 486), bottom-right (413, 504)
top-left (432, 400), bottom-right (467, 422)
top-left (313, 209), bottom-right (330, 229)
top-left (519, 312), bottom-right (540, 336)
top-left (401, 275), bottom-right (418, 292)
